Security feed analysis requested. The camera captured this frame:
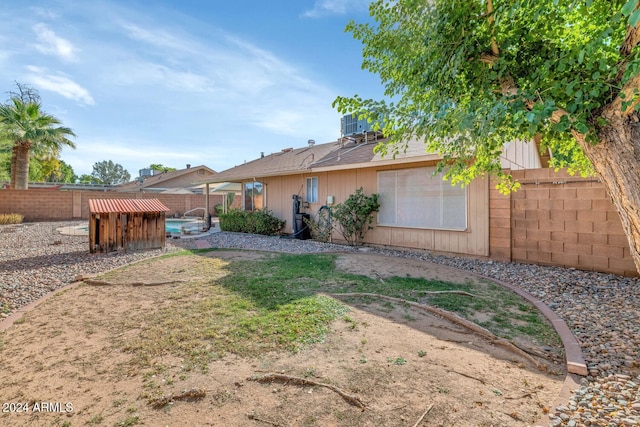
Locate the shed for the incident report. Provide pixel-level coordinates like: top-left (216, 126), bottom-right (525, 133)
top-left (88, 199), bottom-right (169, 253)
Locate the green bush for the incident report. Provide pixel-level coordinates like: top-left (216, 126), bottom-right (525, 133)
top-left (219, 209), bottom-right (285, 236)
top-left (0, 213), bottom-right (24, 224)
top-left (332, 188), bottom-right (380, 246)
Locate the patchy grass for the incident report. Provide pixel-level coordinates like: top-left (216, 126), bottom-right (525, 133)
top-left (102, 251), bottom-right (560, 385)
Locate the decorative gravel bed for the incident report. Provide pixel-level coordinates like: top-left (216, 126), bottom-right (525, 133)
top-left (1, 222), bottom-right (639, 426)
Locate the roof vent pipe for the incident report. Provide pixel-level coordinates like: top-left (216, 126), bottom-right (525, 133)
top-left (186, 164), bottom-right (191, 169)
top-left (308, 139), bottom-right (315, 147)
top-left (261, 152), bottom-right (264, 158)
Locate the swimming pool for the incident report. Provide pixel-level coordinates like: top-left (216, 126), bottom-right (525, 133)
top-left (165, 219), bottom-right (203, 234)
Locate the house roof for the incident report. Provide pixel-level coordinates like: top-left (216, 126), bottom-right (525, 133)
top-left (88, 198), bottom-right (169, 213)
top-left (197, 142), bottom-right (340, 184)
top-left (311, 137), bottom-right (442, 171)
top-left (197, 136), bottom-right (443, 185)
top-left (115, 165), bottom-right (216, 192)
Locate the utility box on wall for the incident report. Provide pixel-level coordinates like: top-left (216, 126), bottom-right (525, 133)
top-left (88, 199), bottom-right (169, 253)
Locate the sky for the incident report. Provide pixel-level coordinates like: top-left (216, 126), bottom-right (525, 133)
top-left (0, 0), bottom-right (385, 178)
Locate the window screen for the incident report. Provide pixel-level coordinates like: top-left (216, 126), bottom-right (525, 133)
top-left (306, 177), bottom-right (318, 203)
top-left (377, 167), bottom-right (466, 230)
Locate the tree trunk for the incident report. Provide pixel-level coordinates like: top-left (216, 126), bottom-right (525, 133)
top-left (13, 140), bottom-right (32, 190)
top-left (581, 79), bottom-right (640, 273)
top-left (10, 146), bottom-right (17, 189)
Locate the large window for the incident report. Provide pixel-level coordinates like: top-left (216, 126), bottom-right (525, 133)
top-left (306, 177), bottom-right (318, 203)
top-left (244, 181), bottom-right (263, 211)
top-left (377, 167), bottom-right (467, 230)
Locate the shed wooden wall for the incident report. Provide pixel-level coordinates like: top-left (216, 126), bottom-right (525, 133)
top-left (255, 160), bottom-right (490, 257)
top-left (89, 212), bottom-right (166, 253)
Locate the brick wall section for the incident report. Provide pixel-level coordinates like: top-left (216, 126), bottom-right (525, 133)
top-left (0, 190), bottom-right (227, 221)
top-left (489, 168), bottom-right (638, 277)
top-left (489, 177), bottom-right (511, 261)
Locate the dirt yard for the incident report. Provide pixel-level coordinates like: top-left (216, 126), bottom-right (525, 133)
top-left (0, 251), bottom-right (565, 427)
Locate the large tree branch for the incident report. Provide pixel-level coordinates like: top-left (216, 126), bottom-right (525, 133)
top-left (487, 0), bottom-right (499, 56)
top-left (621, 1), bottom-right (640, 56)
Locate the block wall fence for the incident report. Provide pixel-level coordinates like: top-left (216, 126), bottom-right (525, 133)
top-left (489, 168), bottom-right (638, 277)
top-left (0, 189), bottom-right (241, 221)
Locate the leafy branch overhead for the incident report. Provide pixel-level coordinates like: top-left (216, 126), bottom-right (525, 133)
top-left (335, 0), bottom-right (640, 273)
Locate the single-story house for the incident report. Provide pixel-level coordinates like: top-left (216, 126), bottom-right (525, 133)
top-left (196, 133), bottom-right (543, 257)
top-left (115, 165), bottom-right (217, 194)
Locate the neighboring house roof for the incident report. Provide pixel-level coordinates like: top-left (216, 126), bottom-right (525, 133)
top-left (115, 165), bottom-right (216, 192)
top-left (88, 198), bottom-right (169, 213)
top-left (199, 142), bottom-right (339, 183)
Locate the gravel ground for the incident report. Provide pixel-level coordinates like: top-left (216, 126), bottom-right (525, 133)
top-left (1, 221), bottom-right (639, 426)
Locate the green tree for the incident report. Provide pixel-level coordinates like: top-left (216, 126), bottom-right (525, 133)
top-left (335, 0), bottom-right (640, 272)
top-left (0, 84), bottom-right (76, 189)
top-left (91, 160), bottom-right (131, 185)
top-left (37, 159), bottom-right (77, 183)
top-left (149, 163), bottom-right (176, 172)
top-left (79, 174), bottom-right (102, 184)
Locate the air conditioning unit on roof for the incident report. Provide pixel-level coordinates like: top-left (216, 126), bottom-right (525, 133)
top-left (341, 113), bottom-right (373, 136)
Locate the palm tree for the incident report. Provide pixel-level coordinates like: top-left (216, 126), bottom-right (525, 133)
top-left (0, 98), bottom-right (76, 189)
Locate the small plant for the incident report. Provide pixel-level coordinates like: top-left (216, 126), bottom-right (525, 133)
top-left (437, 386), bottom-right (450, 394)
top-left (115, 415), bottom-right (139, 427)
top-left (387, 356), bottom-right (407, 365)
top-left (88, 414), bottom-right (104, 424)
top-left (394, 357), bottom-right (407, 365)
top-left (417, 350), bottom-right (427, 357)
top-left (0, 213), bottom-right (24, 224)
top-left (304, 207), bottom-right (333, 242)
top-left (304, 366), bottom-right (316, 378)
top-left (332, 187), bottom-right (380, 246)
top-left (359, 356), bottom-right (367, 364)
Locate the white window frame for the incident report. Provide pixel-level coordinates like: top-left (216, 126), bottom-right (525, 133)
top-left (306, 177), bottom-right (318, 203)
top-left (377, 167), bottom-right (467, 231)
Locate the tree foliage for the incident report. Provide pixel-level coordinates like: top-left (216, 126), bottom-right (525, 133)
top-left (334, 0), bottom-right (640, 191)
top-left (149, 163), bottom-right (176, 172)
top-left (0, 83), bottom-right (76, 189)
top-left (79, 174), bottom-right (102, 184)
top-left (91, 160), bottom-right (131, 185)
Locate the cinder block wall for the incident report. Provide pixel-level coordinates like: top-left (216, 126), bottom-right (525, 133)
top-left (0, 190), bottom-right (229, 221)
top-left (490, 169), bottom-right (638, 277)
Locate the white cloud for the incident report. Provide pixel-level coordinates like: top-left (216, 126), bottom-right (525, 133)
top-left (119, 21), bottom-right (198, 55)
top-left (25, 66), bottom-right (95, 105)
top-left (32, 23), bottom-right (77, 61)
top-left (302, 0), bottom-right (370, 18)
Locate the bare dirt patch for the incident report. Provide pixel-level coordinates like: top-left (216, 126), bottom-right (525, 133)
top-left (0, 251), bottom-right (564, 427)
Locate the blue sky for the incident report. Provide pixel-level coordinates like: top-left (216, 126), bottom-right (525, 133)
top-left (0, 0), bottom-right (384, 177)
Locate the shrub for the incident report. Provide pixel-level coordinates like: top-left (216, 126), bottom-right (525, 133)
top-left (0, 213), bottom-right (24, 225)
top-left (219, 209), bottom-right (285, 236)
top-left (303, 207), bottom-right (333, 243)
top-left (332, 188), bottom-right (380, 246)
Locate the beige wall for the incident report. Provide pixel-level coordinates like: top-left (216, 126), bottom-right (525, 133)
top-left (0, 189), bottom-right (225, 221)
top-left (255, 160), bottom-right (490, 257)
top-left (489, 168), bottom-right (638, 277)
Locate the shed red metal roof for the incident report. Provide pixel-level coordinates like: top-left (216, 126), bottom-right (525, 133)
top-left (88, 198), bottom-right (169, 214)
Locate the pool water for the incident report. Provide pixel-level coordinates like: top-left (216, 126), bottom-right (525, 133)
top-left (165, 219), bottom-right (202, 234)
